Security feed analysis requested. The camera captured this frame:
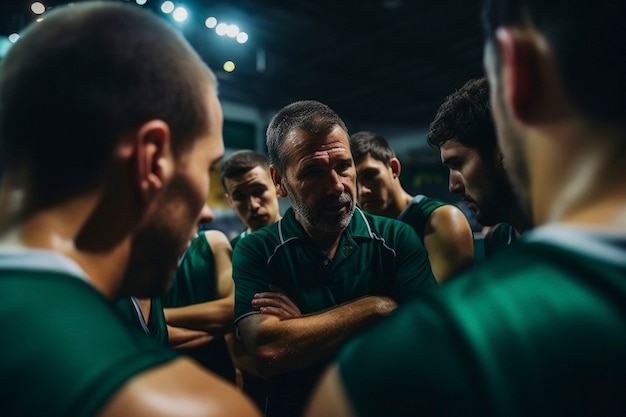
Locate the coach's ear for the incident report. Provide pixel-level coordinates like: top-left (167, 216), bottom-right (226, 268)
top-left (133, 120), bottom-right (173, 202)
top-left (270, 165), bottom-right (288, 198)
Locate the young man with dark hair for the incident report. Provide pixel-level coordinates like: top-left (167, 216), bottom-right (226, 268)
top-left (427, 77), bottom-right (529, 257)
top-left (306, 1), bottom-right (626, 415)
top-left (0, 3), bottom-right (260, 416)
top-left (350, 130), bottom-right (474, 282)
top-left (221, 149), bottom-right (282, 248)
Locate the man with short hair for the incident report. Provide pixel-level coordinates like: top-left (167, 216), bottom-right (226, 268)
top-left (0, 3), bottom-right (260, 416)
top-left (221, 149), bottom-right (282, 248)
top-left (427, 77), bottom-right (529, 257)
top-left (305, 1), bottom-right (626, 416)
top-left (351, 131), bottom-right (474, 282)
top-left (220, 149), bottom-right (284, 410)
top-left (233, 100), bottom-right (437, 417)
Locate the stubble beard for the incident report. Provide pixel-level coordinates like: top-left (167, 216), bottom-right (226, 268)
top-left (495, 94), bottom-right (533, 226)
top-left (284, 181), bottom-right (355, 233)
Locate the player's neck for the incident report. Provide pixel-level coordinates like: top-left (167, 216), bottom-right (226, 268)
top-left (0, 184), bottom-right (132, 299)
top-left (533, 125), bottom-right (626, 230)
top-left (391, 191), bottom-right (413, 218)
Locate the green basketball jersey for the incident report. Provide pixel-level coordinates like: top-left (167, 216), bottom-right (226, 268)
top-left (161, 231), bottom-right (236, 382)
top-left (484, 222), bottom-right (519, 258)
top-left (337, 225), bottom-right (626, 416)
top-left (230, 229), bottom-right (249, 249)
top-left (396, 194), bottom-right (448, 240)
top-left (0, 250), bottom-right (177, 417)
top-left (115, 296), bottom-right (169, 345)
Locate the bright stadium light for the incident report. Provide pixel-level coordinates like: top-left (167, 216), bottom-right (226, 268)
top-left (30, 2), bottom-right (46, 14)
top-left (223, 60), bottom-right (235, 72)
top-left (236, 31), bottom-right (248, 44)
top-left (161, 1), bottom-right (174, 14)
top-left (226, 24), bottom-right (239, 38)
top-left (172, 6), bottom-right (188, 22)
top-left (205, 16), bottom-right (217, 28)
top-left (215, 22), bottom-right (228, 36)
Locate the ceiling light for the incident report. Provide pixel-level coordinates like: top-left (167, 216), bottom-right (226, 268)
top-left (236, 32), bottom-right (248, 44)
top-left (226, 24), bottom-right (239, 38)
top-left (215, 23), bottom-right (228, 36)
top-left (223, 61), bottom-right (235, 72)
top-left (205, 16), bottom-right (217, 28)
top-left (30, 2), bottom-right (46, 15)
top-left (161, 1), bottom-right (174, 14)
top-left (172, 6), bottom-right (188, 22)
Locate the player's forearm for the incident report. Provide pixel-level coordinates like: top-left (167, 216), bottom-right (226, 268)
top-left (247, 295), bottom-right (397, 377)
top-left (167, 325), bottom-right (214, 349)
top-left (225, 333), bottom-right (261, 376)
top-left (163, 298), bottom-right (234, 333)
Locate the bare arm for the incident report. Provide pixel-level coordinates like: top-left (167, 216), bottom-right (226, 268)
top-left (237, 295), bottom-right (397, 377)
top-left (164, 230), bottom-right (234, 335)
top-left (304, 364), bottom-right (356, 417)
top-left (423, 205), bottom-right (474, 283)
top-left (226, 288), bottom-right (301, 376)
top-left (167, 325), bottom-right (214, 349)
top-left (225, 332), bottom-right (260, 377)
top-left (98, 357), bottom-right (261, 417)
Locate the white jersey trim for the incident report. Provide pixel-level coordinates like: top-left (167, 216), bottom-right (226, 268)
top-left (0, 247), bottom-right (90, 282)
top-left (523, 224), bottom-right (626, 266)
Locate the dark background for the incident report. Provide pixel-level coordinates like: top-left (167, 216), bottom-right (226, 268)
top-left (0, 0), bottom-right (487, 127)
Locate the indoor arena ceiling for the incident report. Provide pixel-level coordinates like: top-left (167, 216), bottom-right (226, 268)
top-left (0, 0), bottom-right (487, 128)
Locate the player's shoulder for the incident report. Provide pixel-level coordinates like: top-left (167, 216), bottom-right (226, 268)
top-left (358, 208), bottom-right (418, 241)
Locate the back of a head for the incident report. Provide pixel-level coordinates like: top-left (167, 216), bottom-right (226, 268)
top-left (482, 0), bottom-right (626, 128)
top-left (266, 100), bottom-right (348, 175)
top-left (426, 77), bottom-right (496, 157)
top-left (0, 1), bottom-right (215, 207)
top-left (220, 150), bottom-right (270, 190)
top-left (349, 131), bottom-right (396, 166)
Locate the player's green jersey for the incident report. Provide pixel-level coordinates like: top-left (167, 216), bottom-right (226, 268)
top-left (0, 249), bottom-right (177, 417)
top-left (337, 225), bottom-right (626, 417)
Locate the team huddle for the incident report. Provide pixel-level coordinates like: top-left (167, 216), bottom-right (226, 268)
top-left (0, 1), bottom-right (625, 417)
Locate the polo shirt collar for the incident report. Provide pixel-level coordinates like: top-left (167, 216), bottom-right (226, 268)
top-left (277, 206), bottom-right (375, 244)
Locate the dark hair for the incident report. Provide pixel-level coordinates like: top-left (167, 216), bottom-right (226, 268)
top-left (426, 77), bottom-right (496, 158)
top-left (349, 131), bottom-right (395, 165)
top-left (220, 149), bottom-right (270, 190)
top-left (482, 0), bottom-right (626, 126)
top-left (0, 1), bottom-right (216, 207)
top-left (266, 100), bottom-right (348, 175)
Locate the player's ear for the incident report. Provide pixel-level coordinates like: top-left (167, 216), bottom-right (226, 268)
top-left (270, 165), bottom-right (288, 197)
top-left (494, 27), bottom-right (560, 125)
top-left (225, 193), bottom-right (235, 208)
top-left (133, 120), bottom-right (173, 202)
top-left (389, 157), bottom-right (401, 179)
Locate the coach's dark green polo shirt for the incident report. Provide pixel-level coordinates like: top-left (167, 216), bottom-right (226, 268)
top-left (233, 206), bottom-right (436, 321)
top-left (232, 206), bottom-right (436, 417)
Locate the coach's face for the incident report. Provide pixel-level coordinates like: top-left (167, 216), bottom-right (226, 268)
top-left (273, 125), bottom-right (356, 235)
